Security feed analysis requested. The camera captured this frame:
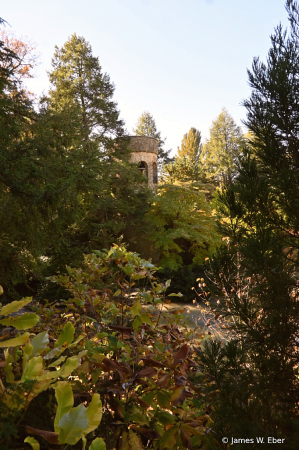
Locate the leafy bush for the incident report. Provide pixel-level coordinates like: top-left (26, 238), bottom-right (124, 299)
top-left (0, 246), bottom-right (216, 450)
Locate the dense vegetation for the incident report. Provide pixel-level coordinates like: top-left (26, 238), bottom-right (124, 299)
top-left (2, 0), bottom-right (299, 448)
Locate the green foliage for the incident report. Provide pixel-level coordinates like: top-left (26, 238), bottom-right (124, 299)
top-left (162, 157), bottom-right (207, 185)
top-left (176, 127), bottom-right (202, 164)
top-left (146, 183), bottom-right (221, 269)
top-left (0, 29), bottom-right (153, 302)
top-left (198, 2), bottom-right (299, 446)
top-left (201, 108), bottom-right (245, 186)
top-left (0, 246), bottom-right (215, 449)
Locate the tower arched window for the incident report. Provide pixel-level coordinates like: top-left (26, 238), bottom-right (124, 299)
top-left (138, 161), bottom-right (148, 177)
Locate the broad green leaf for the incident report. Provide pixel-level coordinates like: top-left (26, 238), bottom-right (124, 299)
top-left (141, 292), bottom-right (152, 302)
top-left (130, 411), bottom-right (150, 426)
top-left (113, 290), bottom-right (121, 297)
top-left (57, 355), bottom-right (81, 378)
top-left (43, 345), bottom-right (65, 360)
top-left (168, 293), bottom-right (183, 297)
top-left (84, 393), bottom-right (102, 436)
top-left (89, 437), bottom-right (106, 450)
top-left (58, 404), bottom-right (88, 445)
top-left (156, 391), bottom-right (171, 408)
top-left (165, 280), bottom-right (171, 289)
top-left (23, 342), bottom-right (33, 356)
top-left (157, 410), bottom-right (176, 426)
top-left (141, 391), bottom-right (155, 406)
top-left (170, 386), bottom-right (185, 405)
top-left (47, 355), bottom-right (67, 368)
top-left (0, 297), bottom-right (32, 317)
top-left (54, 382), bottom-right (74, 433)
top-left (129, 429), bottom-right (144, 450)
top-left (0, 332), bottom-right (30, 348)
top-left (138, 313), bottom-right (153, 327)
top-left (159, 425), bottom-right (179, 449)
top-left (24, 436), bottom-right (40, 450)
top-left (55, 322), bottom-right (75, 348)
top-left (22, 342), bottom-right (33, 376)
top-left (133, 316), bottom-right (143, 333)
top-left (0, 313), bottom-right (39, 330)
top-left (130, 299), bottom-right (142, 317)
top-left (22, 356), bottom-right (43, 381)
top-left (31, 331), bottom-right (49, 355)
top-left (119, 431), bottom-right (129, 450)
top-left (0, 285), bottom-right (3, 295)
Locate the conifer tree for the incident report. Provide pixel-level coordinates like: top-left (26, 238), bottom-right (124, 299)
top-left (202, 108), bottom-right (244, 185)
top-left (177, 127), bottom-right (202, 163)
top-left (40, 35), bottom-right (152, 277)
top-left (47, 33), bottom-right (125, 153)
top-left (200, 1), bottom-right (299, 443)
top-left (133, 111), bottom-right (173, 165)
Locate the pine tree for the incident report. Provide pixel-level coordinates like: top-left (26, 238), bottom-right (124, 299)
top-left (202, 108), bottom-right (245, 185)
top-left (162, 127), bottom-right (206, 184)
top-left (177, 127), bottom-right (202, 163)
top-left (133, 111), bottom-right (173, 165)
top-left (200, 1), bottom-right (299, 444)
top-left (40, 35), bottom-right (152, 278)
top-left (47, 33), bottom-right (125, 152)
top-left (0, 25), bottom-right (44, 299)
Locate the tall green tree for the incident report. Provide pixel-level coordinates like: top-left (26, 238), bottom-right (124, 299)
top-left (133, 111), bottom-right (173, 165)
top-left (47, 33), bottom-right (125, 152)
top-left (162, 127), bottom-right (206, 184)
top-left (201, 108), bottom-right (245, 185)
top-left (177, 127), bottom-right (202, 163)
top-left (0, 24), bottom-right (45, 299)
top-left (40, 35), bottom-right (152, 278)
top-left (200, 1), bottom-right (299, 444)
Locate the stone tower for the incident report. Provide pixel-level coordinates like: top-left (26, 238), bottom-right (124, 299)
top-left (128, 136), bottom-right (158, 189)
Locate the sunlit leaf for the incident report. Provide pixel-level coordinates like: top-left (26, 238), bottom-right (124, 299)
top-left (84, 393), bottom-right (102, 435)
top-left (170, 386), bottom-right (186, 406)
top-left (22, 356), bottom-right (43, 381)
top-left (133, 315), bottom-right (143, 332)
top-left (58, 404), bottom-right (88, 445)
top-left (0, 313), bottom-right (39, 330)
top-left (130, 299), bottom-right (142, 317)
top-left (57, 355), bottom-right (80, 378)
top-left (55, 322), bottom-right (75, 348)
top-left (31, 331), bottom-right (49, 355)
top-left (0, 297), bottom-right (32, 317)
top-left (89, 437), bottom-right (106, 450)
top-left (24, 436), bottom-right (40, 450)
top-left (54, 381), bottom-right (74, 433)
top-left (0, 332), bottom-right (30, 348)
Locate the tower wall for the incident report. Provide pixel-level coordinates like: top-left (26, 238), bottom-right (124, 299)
top-left (129, 136), bottom-right (158, 189)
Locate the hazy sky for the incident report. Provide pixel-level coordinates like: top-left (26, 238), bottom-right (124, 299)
top-left (1, 0), bottom-right (290, 155)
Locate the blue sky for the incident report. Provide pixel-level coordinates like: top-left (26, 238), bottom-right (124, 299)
top-left (1, 0), bottom-right (290, 155)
